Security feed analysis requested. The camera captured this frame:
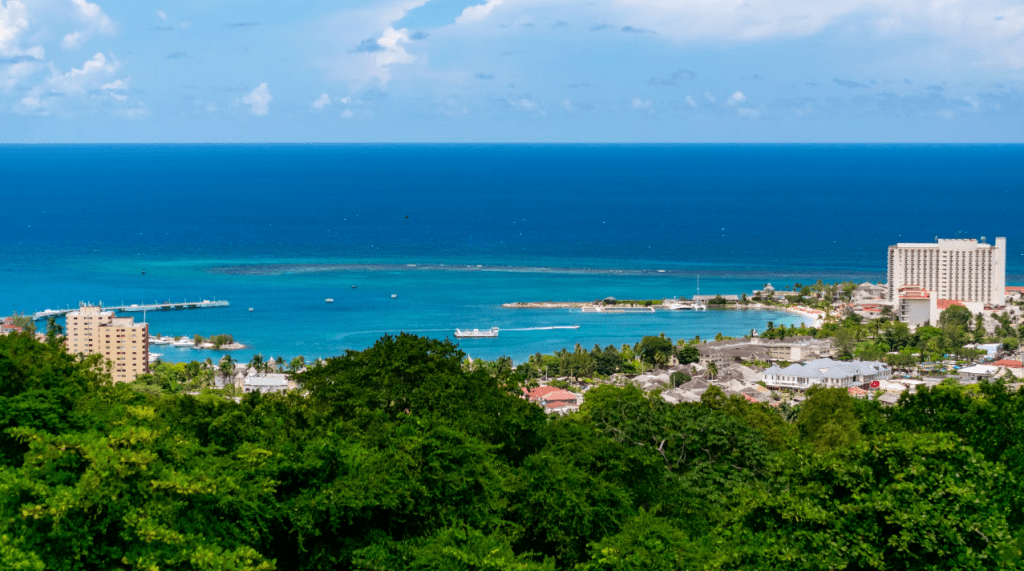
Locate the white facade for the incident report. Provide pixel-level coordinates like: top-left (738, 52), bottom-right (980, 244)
top-left (762, 359), bottom-right (891, 390)
top-left (898, 288), bottom-right (985, 327)
top-left (887, 237), bottom-right (1006, 306)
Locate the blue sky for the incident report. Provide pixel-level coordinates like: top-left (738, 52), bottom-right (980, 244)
top-left (1, 0), bottom-right (1022, 142)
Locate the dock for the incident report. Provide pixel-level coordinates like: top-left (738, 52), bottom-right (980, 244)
top-left (33, 299), bottom-right (229, 320)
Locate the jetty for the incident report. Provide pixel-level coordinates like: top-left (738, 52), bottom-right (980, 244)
top-left (33, 299), bottom-right (229, 320)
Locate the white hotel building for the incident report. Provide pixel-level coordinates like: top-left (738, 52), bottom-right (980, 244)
top-left (887, 237), bottom-right (1006, 307)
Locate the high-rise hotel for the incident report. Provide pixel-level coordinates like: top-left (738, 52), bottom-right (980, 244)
top-left (887, 237), bottom-right (1006, 306)
top-left (65, 304), bottom-right (150, 382)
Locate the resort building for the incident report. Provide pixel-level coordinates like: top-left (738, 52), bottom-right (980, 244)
top-left (897, 285), bottom-right (986, 328)
top-left (65, 304), bottom-right (149, 383)
top-left (887, 237), bottom-right (1006, 306)
top-left (241, 373), bottom-right (294, 394)
top-left (762, 358), bottom-right (891, 390)
top-left (697, 336), bottom-right (835, 367)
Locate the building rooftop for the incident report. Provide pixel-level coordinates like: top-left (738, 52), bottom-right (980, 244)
top-left (764, 358), bottom-right (888, 380)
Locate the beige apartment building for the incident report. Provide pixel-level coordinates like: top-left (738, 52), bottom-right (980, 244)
top-left (65, 304), bottom-right (149, 382)
top-left (887, 237), bottom-right (1006, 306)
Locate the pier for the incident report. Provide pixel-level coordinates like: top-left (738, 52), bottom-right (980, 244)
top-left (33, 299), bottom-right (229, 320)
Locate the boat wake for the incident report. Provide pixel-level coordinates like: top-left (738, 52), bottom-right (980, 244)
top-left (504, 326), bottom-right (580, 331)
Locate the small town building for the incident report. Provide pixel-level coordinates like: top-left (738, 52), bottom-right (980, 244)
top-left (959, 365), bottom-right (1000, 384)
top-left (241, 373), bottom-right (294, 394)
top-left (762, 358), bottom-right (891, 390)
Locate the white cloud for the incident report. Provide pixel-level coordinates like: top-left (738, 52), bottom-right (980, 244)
top-left (0, 0), bottom-right (43, 90)
top-left (737, 107), bottom-right (760, 118)
top-left (69, 0), bottom-right (113, 33)
top-left (341, 108), bottom-right (354, 118)
top-left (437, 0), bottom-right (1024, 69)
top-left (61, 0), bottom-right (114, 50)
top-left (19, 52), bottom-right (120, 112)
top-left (685, 95), bottom-right (698, 107)
top-left (0, 0), bottom-right (30, 55)
top-left (456, 0), bottom-right (502, 24)
top-left (242, 82), bottom-right (272, 116)
top-left (726, 91), bottom-right (746, 106)
top-left (510, 97), bottom-right (537, 111)
top-left (561, 98), bottom-right (574, 111)
top-left (62, 32), bottom-right (83, 50)
top-left (373, 27), bottom-right (416, 72)
top-left (157, 10), bottom-right (167, 21)
top-left (312, 93), bottom-right (332, 110)
top-left (704, 91), bottom-right (717, 103)
top-left (101, 77), bottom-right (127, 100)
top-left (631, 97), bottom-right (652, 109)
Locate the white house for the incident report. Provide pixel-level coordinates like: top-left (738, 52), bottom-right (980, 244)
top-left (762, 358), bottom-right (891, 390)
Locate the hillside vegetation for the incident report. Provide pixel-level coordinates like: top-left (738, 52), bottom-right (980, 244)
top-left (1, 331), bottom-right (1023, 570)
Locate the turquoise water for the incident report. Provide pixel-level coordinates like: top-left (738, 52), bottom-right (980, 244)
top-left (4, 256), bottom-right (808, 363)
top-left (3, 144), bottom-right (1020, 363)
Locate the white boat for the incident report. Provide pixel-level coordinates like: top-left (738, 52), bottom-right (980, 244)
top-left (455, 327), bottom-right (499, 338)
top-left (391, 294), bottom-right (397, 299)
top-left (662, 299), bottom-right (707, 311)
top-left (325, 298), bottom-right (334, 303)
top-left (248, 307), bottom-right (254, 312)
top-left (172, 338), bottom-right (194, 347)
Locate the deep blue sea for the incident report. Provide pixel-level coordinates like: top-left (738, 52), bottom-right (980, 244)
top-left (2, 144), bottom-right (1022, 363)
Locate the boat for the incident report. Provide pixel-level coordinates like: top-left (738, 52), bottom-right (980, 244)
top-left (662, 299), bottom-right (707, 311)
top-left (248, 307), bottom-right (254, 312)
top-left (455, 327), bottom-right (499, 338)
top-left (325, 298), bottom-right (334, 303)
top-left (351, 284), bottom-right (357, 288)
top-left (391, 294), bottom-right (397, 299)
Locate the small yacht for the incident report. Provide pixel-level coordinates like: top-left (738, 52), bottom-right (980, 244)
top-left (455, 327), bottom-right (499, 338)
top-left (248, 307), bottom-right (254, 312)
top-left (391, 294), bottom-right (398, 299)
top-left (325, 298), bottom-right (334, 303)
top-left (351, 284), bottom-right (357, 288)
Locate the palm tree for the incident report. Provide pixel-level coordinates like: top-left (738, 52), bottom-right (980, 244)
top-left (275, 356), bottom-right (285, 372)
top-left (219, 354), bottom-right (236, 382)
top-left (249, 353), bottom-right (264, 373)
top-left (707, 362), bottom-right (718, 380)
top-left (288, 355), bottom-right (305, 374)
top-left (45, 315), bottom-right (63, 340)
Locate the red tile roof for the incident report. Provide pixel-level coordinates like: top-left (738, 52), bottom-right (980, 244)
top-left (936, 299), bottom-right (967, 310)
top-left (993, 360), bottom-right (1023, 368)
top-left (848, 386), bottom-right (868, 396)
top-left (1007, 286), bottom-right (1024, 292)
top-left (523, 385), bottom-right (562, 400)
top-left (542, 389), bottom-right (579, 403)
top-left (523, 386), bottom-right (579, 404)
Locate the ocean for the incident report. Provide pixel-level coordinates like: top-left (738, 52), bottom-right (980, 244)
top-left (2, 144), bottom-right (1021, 363)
